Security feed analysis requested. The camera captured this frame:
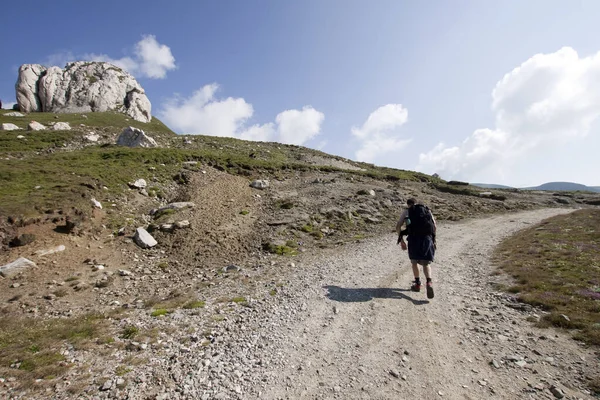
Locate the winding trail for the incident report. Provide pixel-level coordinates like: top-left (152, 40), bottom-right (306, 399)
top-left (255, 208), bottom-right (597, 400)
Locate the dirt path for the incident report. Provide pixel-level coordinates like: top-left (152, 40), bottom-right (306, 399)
top-left (255, 208), bottom-right (598, 400)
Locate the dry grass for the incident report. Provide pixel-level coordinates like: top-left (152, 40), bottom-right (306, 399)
top-left (493, 209), bottom-right (600, 346)
top-left (0, 313), bottom-right (107, 388)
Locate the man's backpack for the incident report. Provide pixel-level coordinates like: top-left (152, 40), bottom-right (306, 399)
top-left (407, 204), bottom-right (435, 236)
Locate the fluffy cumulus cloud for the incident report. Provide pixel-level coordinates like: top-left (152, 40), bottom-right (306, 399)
top-left (418, 47), bottom-right (600, 181)
top-left (351, 104), bottom-right (411, 162)
top-left (43, 35), bottom-right (176, 79)
top-left (159, 84), bottom-right (324, 145)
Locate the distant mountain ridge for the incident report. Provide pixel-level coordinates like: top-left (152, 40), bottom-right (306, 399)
top-left (471, 181), bottom-right (600, 193)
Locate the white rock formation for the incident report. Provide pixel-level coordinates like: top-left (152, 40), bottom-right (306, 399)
top-left (116, 126), bottom-right (157, 148)
top-left (15, 62), bottom-right (152, 122)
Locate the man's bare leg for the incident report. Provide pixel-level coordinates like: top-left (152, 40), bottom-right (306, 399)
top-left (423, 264), bottom-right (432, 280)
top-left (411, 262), bottom-right (419, 279)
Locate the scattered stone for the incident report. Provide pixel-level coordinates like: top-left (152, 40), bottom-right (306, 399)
top-left (549, 385), bottom-right (564, 399)
top-left (27, 121), bottom-right (46, 131)
top-left (100, 380), bottom-right (112, 391)
top-left (491, 359), bottom-right (500, 369)
top-left (222, 265), bottom-right (241, 273)
top-left (1, 123), bottom-right (21, 130)
top-left (369, 189), bottom-right (376, 196)
top-left (17, 135), bottom-right (25, 139)
top-left (91, 198), bottom-right (102, 209)
top-left (35, 245), bottom-right (66, 256)
top-left (5, 112), bottom-right (24, 117)
top-left (129, 179), bottom-right (147, 189)
top-left (10, 233), bottom-right (36, 247)
top-left (134, 228), bottom-right (157, 249)
top-left (175, 220), bottom-right (190, 229)
top-left (153, 203), bottom-right (195, 216)
top-left (515, 360), bottom-right (527, 367)
top-left (159, 224), bottom-right (174, 233)
top-left (84, 132), bottom-right (100, 142)
top-left (119, 269), bottom-right (133, 277)
top-left (117, 127), bottom-right (157, 148)
top-left (250, 180), bottom-right (269, 190)
top-left (10, 283), bottom-right (21, 288)
top-left (52, 122), bottom-right (71, 130)
top-left (92, 265), bottom-right (105, 271)
top-left (560, 314), bottom-right (570, 322)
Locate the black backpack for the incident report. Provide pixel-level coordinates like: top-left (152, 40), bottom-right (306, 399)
top-left (407, 204), bottom-right (435, 236)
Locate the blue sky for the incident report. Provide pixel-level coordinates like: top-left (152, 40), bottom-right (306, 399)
top-left (1, 0), bottom-right (599, 187)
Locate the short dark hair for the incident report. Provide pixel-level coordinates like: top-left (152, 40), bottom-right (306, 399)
top-left (407, 198), bottom-right (416, 206)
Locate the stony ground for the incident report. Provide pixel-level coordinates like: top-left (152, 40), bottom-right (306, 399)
top-left (1, 164), bottom-right (599, 399)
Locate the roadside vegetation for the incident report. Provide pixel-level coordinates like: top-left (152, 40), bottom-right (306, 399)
top-left (493, 209), bottom-right (600, 349)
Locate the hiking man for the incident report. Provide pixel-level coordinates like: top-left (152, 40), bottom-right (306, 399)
top-left (396, 198), bottom-right (437, 299)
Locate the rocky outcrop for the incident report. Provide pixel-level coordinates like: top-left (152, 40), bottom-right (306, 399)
top-left (15, 62), bottom-right (152, 122)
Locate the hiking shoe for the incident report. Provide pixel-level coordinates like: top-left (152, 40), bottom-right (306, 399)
top-left (426, 281), bottom-right (434, 299)
top-left (410, 281), bottom-right (421, 292)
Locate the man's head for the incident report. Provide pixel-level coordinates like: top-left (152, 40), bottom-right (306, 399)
top-left (407, 198), bottom-right (416, 207)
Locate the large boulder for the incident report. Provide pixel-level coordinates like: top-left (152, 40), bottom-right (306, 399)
top-left (15, 62), bottom-right (152, 122)
top-left (28, 121), bottom-right (46, 131)
top-left (117, 126), bottom-right (157, 148)
top-left (1, 123), bottom-right (21, 131)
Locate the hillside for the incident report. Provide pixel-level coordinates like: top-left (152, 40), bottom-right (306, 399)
top-left (526, 181), bottom-right (600, 193)
top-left (473, 181), bottom-right (600, 192)
top-left (1, 110), bottom-right (600, 398)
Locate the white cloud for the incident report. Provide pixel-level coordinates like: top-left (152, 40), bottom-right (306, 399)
top-left (351, 104), bottom-right (411, 162)
top-left (43, 35), bottom-right (176, 79)
top-left (159, 84), bottom-right (324, 145)
top-left (133, 35), bottom-right (177, 79)
top-left (418, 47), bottom-right (600, 182)
top-left (276, 106), bottom-right (325, 145)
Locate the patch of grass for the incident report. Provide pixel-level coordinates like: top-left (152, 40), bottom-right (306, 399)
top-left (64, 276), bottom-right (78, 282)
top-left (493, 209), bottom-right (600, 347)
top-left (300, 224), bottom-right (313, 233)
top-left (262, 242), bottom-right (298, 256)
top-left (150, 309), bottom-right (169, 317)
top-left (120, 326), bottom-right (138, 339)
top-left (269, 289), bottom-right (277, 296)
top-left (153, 208), bottom-right (177, 220)
top-left (0, 313), bottom-right (106, 385)
top-left (115, 365), bottom-right (132, 376)
top-left (231, 297), bottom-right (247, 304)
top-left (157, 261), bottom-right (169, 271)
top-left (147, 186), bottom-right (165, 199)
top-left (53, 289), bottom-right (68, 297)
top-left (239, 210), bottom-right (249, 215)
top-left (182, 300), bottom-right (205, 309)
top-left (311, 231), bottom-right (324, 240)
